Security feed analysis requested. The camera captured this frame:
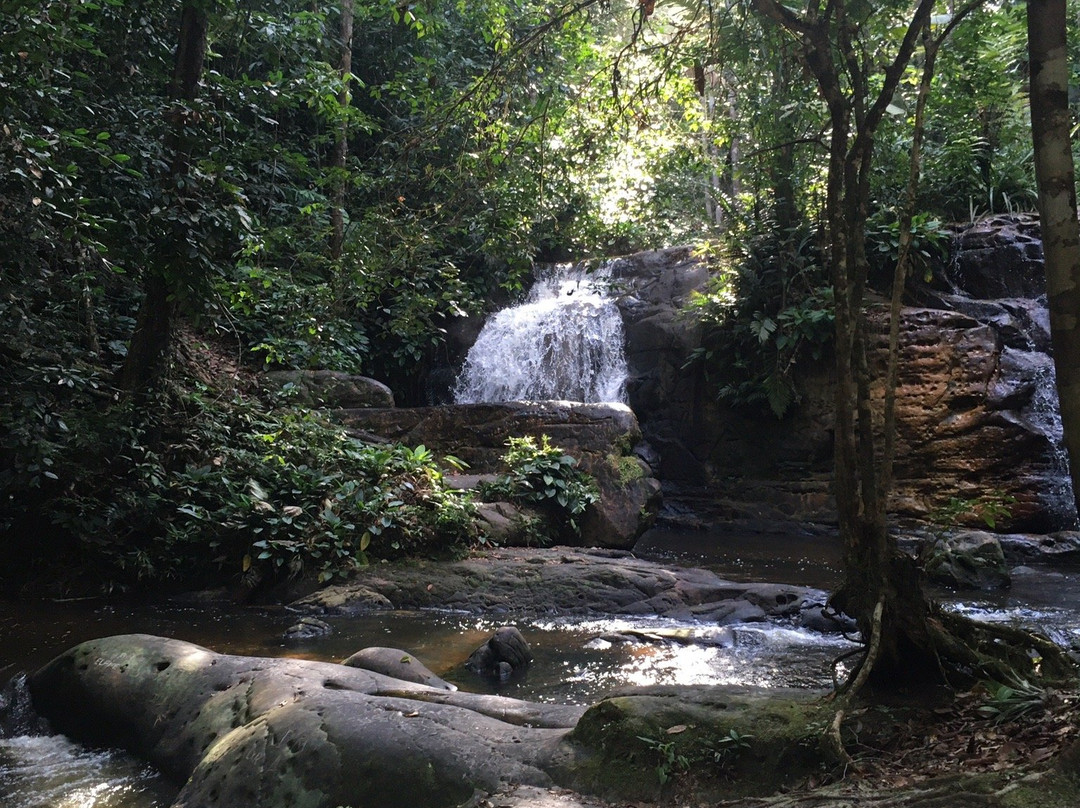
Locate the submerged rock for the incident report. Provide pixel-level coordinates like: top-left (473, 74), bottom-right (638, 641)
top-left (282, 616), bottom-right (333, 640)
top-left (342, 646), bottom-right (456, 691)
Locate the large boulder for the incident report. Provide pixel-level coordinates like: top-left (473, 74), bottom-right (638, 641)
top-left (28, 635), bottom-right (583, 808)
top-left (921, 530), bottom-right (1011, 590)
top-left (333, 401), bottom-right (661, 549)
top-left (27, 636), bottom-right (840, 808)
top-left (262, 369), bottom-right (395, 408)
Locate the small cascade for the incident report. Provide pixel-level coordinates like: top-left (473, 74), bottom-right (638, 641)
top-left (454, 263), bottom-right (628, 404)
top-left (1030, 358), bottom-right (1078, 527)
top-left (1, 675), bottom-right (174, 808)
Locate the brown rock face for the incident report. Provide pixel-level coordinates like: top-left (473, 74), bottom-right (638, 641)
top-left (866, 306), bottom-right (1066, 530)
top-left (601, 224), bottom-right (1074, 532)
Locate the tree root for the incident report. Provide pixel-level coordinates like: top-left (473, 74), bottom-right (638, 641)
top-left (929, 607), bottom-right (1075, 684)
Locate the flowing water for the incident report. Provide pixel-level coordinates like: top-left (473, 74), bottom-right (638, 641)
top-left (1029, 355), bottom-right (1078, 526)
top-left (454, 263), bottom-right (628, 404)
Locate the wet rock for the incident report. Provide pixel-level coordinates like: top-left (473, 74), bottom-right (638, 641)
top-left (945, 214), bottom-right (1046, 299)
top-left (29, 635), bottom-right (584, 808)
top-left (282, 616), bottom-right (333, 640)
top-left (342, 647), bottom-right (456, 691)
top-left (262, 369), bottom-right (394, 408)
top-left (922, 530), bottom-right (1011, 590)
top-left (288, 547), bottom-right (824, 626)
top-left (467, 626), bottom-right (533, 681)
top-left (799, 605), bottom-right (858, 635)
top-left (997, 531), bottom-right (1080, 564)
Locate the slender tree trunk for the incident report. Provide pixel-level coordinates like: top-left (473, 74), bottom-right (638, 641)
top-left (1028, 0), bottom-right (1080, 518)
top-left (329, 0), bottom-right (354, 262)
top-left (119, 4), bottom-right (210, 392)
top-left (751, 0), bottom-right (940, 681)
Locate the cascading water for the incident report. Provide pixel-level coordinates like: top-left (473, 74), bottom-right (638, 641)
top-left (454, 262), bottom-right (628, 404)
top-left (1030, 355), bottom-right (1078, 526)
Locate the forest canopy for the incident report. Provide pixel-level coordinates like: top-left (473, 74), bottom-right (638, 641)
top-left (1, 0), bottom-right (1076, 593)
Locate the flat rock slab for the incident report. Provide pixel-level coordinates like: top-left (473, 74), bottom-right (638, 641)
top-left (291, 547), bottom-right (823, 625)
top-left (29, 635), bottom-right (584, 808)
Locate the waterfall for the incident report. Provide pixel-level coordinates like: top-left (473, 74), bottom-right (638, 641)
top-left (454, 263), bottom-right (628, 404)
top-left (1030, 357), bottom-right (1078, 527)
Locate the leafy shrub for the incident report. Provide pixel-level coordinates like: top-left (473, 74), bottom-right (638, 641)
top-left (685, 233), bottom-right (833, 418)
top-left (485, 436), bottom-right (599, 538)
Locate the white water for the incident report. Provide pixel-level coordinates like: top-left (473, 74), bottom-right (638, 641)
top-left (0, 676), bottom-right (173, 808)
top-left (1030, 358), bottom-right (1078, 526)
top-left (454, 263), bottom-right (628, 404)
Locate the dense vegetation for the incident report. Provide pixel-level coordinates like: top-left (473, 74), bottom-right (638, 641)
top-left (1, 0), bottom-right (1076, 596)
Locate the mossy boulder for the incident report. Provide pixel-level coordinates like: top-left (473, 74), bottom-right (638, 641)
top-left (554, 684), bottom-right (836, 801)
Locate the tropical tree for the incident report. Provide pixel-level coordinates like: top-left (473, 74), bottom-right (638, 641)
top-left (747, 0), bottom-right (1072, 687)
top-left (1027, 0), bottom-right (1080, 520)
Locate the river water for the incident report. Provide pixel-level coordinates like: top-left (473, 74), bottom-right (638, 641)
top-left (3, 528), bottom-right (1079, 808)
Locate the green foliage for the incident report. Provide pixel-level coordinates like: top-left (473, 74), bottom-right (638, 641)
top-left (685, 233), bottom-right (834, 419)
top-left (977, 677), bottom-right (1048, 724)
top-left (0, 325), bottom-right (477, 590)
top-left (930, 492), bottom-right (1016, 532)
top-left (486, 435), bottom-right (599, 537)
top-left (636, 735), bottom-right (690, 786)
top-left (865, 211), bottom-right (951, 284)
top-left (708, 728), bottom-right (754, 771)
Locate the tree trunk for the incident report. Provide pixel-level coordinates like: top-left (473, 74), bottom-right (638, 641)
top-left (750, 0), bottom-right (947, 682)
top-left (119, 4), bottom-right (209, 393)
top-left (329, 0), bottom-right (354, 262)
top-left (1028, 0), bottom-right (1080, 518)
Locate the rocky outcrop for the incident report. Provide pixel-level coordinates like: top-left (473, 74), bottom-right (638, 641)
top-left (29, 635), bottom-right (583, 808)
top-left (26, 635), bottom-right (845, 808)
top-left (593, 223), bottom-right (1075, 532)
top-left (333, 402), bottom-right (661, 549)
top-left (262, 369), bottom-right (395, 408)
top-left (290, 546), bottom-right (822, 624)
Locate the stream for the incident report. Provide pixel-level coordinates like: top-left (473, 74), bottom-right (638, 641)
top-left (3, 528), bottom-right (1080, 808)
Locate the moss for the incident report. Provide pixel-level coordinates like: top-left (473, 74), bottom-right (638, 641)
top-left (607, 453), bottom-right (646, 487)
top-left (558, 686), bottom-right (837, 801)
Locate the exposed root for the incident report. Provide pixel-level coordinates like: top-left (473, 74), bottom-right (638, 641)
top-left (930, 608), bottom-right (1075, 685)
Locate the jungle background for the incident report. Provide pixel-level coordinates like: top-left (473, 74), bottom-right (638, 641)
top-left (1, 0), bottom-right (1076, 596)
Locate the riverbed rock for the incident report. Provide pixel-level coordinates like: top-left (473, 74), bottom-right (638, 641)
top-left (332, 401), bottom-right (661, 549)
top-left (262, 369), bottom-right (395, 408)
top-left (341, 646), bottom-right (456, 690)
top-left (282, 616), bottom-right (333, 641)
top-left (997, 530), bottom-right (1080, 564)
top-left (921, 530), bottom-right (1011, 590)
top-left (28, 635), bottom-right (583, 808)
top-left (27, 635), bottom-right (849, 808)
top-left (466, 626), bottom-right (533, 681)
top-left (556, 684), bottom-right (833, 801)
top-left (290, 546), bottom-right (821, 624)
